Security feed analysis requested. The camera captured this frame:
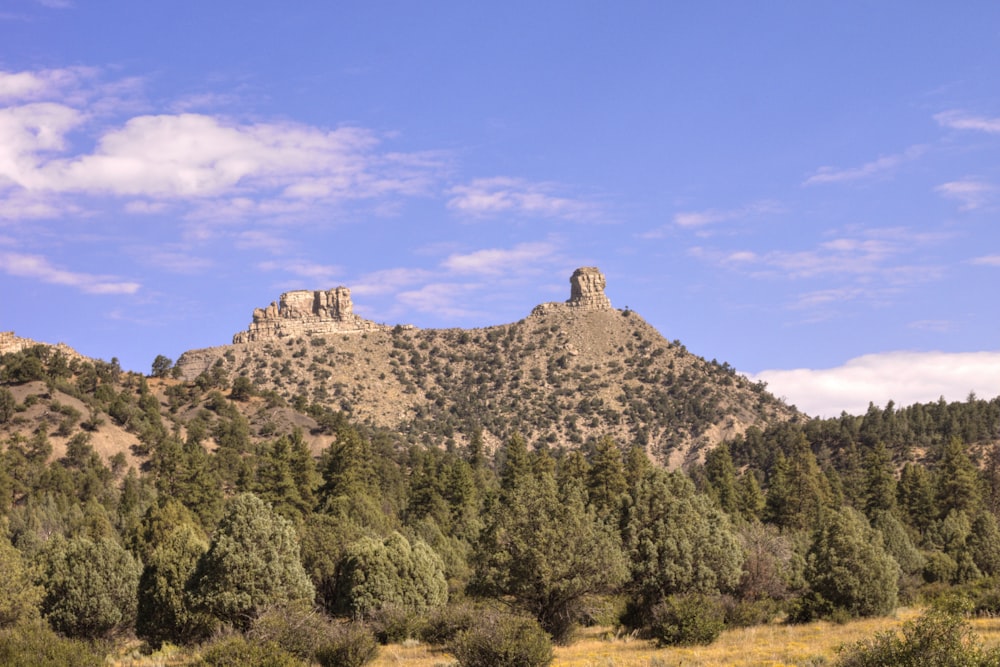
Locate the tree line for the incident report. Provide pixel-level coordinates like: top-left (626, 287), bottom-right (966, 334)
top-left (1, 344), bottom-right (1000, 665)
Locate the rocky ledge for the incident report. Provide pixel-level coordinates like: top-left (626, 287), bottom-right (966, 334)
top-left (232, 287), bottom-right (389, 343)
top-left (531, 266), bottom-right (613, 315)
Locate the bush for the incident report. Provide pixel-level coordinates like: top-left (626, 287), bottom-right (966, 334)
top-left (195, 634), bottom-right (304, 667)
top-left (721, 596), bottom-right (779, 629)
top-left (367, 604), bottom-right (424, 644)
top-left (0, 621), bottom-right (103, 666)
top-left (836, 600), bottom-right (1000, 666)
top-left (420, 602), bottom-right (481, 645)
top-left (450, 611), bottom-right (553, 667)
top-left (314, 622), bottom-right (379, 667)
top-left (249, 604), bottom-right (330, 660)
top-left (647, 594), bottom-right (725, 647)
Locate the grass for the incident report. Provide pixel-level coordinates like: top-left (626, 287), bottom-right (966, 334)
top-left (370, 607), bottom-right (1000, 667)
top-left (103, 607), bottom-right (1000, 666)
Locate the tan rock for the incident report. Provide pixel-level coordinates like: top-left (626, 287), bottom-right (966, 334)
top-left (233, 287), bottom-right (391, 343)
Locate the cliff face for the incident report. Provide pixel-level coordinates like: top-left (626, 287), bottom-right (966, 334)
top-left (0, 331), bottom-right (86, 361)
top-left (232, 287), bottom-right (391, 343)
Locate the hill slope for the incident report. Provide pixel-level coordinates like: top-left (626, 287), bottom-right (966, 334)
top-left (177, 267), bottom-right (798, 465)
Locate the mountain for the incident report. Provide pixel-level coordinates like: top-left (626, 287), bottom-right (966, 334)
top-left (175, 267), bottom-right (799, 465)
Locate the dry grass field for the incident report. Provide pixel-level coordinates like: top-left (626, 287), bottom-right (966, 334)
top-left (368, 607), bottom-right (1000, 667)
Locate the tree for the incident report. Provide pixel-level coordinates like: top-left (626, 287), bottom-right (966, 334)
top-left (40, 536), bottom-right (141, 639)
top-left (188, 494), bottom-right (314, 630)
top-left (336, 532), bottom-right (448, 618)
top-left (0, 533), bottom-right (42, 628)
top-left (0, 387), bottom-right (16, 424)
top-left (621, 469), bottom-right (743, 621)
top-left (150, 355), bottom-right (173, 379)
top-left (798, 507), bottom-right (899, 620)
top-left (471, 458), bottom-right (627, 643)
top-left (135, 501), bottom-right (214, 647)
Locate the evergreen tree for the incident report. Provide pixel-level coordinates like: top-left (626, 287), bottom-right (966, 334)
top-left (471, 456), bottom-right (627, 643)
top-left (704, 441), bottom-right (739, 516)
top-left (336, 531), bottom-right (448, 618)
top-left (40, 535), bottom-right (141, 639)
top-left (799, 507), bottom-right (899, 620)
top-left (622, 469), bottom-right (743, 617)
top-left (587, 435), bottom-right (627, 523)
top-left (188, 494), bottom-right (314, 630)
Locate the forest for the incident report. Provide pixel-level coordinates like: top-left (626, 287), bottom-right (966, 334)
top-left (1, 343), bottom-right (1000, 666)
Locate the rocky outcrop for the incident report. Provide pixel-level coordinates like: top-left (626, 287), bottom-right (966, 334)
top-left (532, 266), bottom-right (613, 315)
top-left (0, 331), bottom-right (86, 361)
top-left (232, 287), bottom-right (390, 343)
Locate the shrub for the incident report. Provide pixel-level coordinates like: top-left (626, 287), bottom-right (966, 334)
top-left (450, 611), bottom-right (553, 667)
top-left (248, 604), bottom-right (331, 659)
top-left (420, 602), bottom-right (483, 645)
top-left (195, 634), bottom-right (304, 667)
top-left (836, 600), bottom-right (1000, 666)
top-left (314, 622), bottom-right (379, 667)
top-left (647, 594), bottom-right (725, 647)
top-left (0, 621), bottom-right (103, 667)
top-left (367, 604), bottom-right (424, 644)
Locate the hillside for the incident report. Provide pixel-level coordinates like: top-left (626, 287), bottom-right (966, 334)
top-left (176, 267), bottom-right (798, 465)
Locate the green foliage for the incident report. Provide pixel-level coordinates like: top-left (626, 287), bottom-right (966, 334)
top-left (136, 503), bottom-right (215, 647)
top-left (0, 534), bottom-right (42, 629)
top-left (449, 610), bottom-right (553, 667)
top-left (336, 531), bottom-right (447, 619)
top-left (796, 507), bottom-right (899, 621)
top-left (314, 622), bottom-right (379, 667)
top-left (189, 494), bottom-right (315, 630)
top-left (836, 600), bottom-right (1000, 666)
top-left (0, 621), bottom-right (103, 667)
top-left (419, 601), bottom-right (481, 645)
top-left (195, 634), bottom-right (305, 667)
top-left (0, 387), bottom-right (16, 424)
top-left (150, 354), bottom-right (174, 378)
top-left (622, 469), bottom-right (743, 619)
top-left (40, 535), bottom-right (140, 639)
top-left (646, 594), bottom-right (726, 647)
top-left (472, 444), bottom-right (627, 643)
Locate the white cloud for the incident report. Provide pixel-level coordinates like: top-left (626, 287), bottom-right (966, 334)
top-left (749, 351), bottom-right (1000, 418)
top-left (0, 68), bottom-right (447, 221)
top-left (971, 255), bottom-right (1000, 266)
top-left (145, 251), bottom-right (213, 275)
top-left (0, 251), bottom-right (139, 294)
top-left (935, 110), bottom-right (1000, 134)
top-left (397, 282), bottom-right (484, 318)
top-left (352, 267), bottom-right (436, 296)
top-left (673, 200), bottom-right (780, 228)
top-left (936, 180), bottom-right (994, 211)
top-left (0, 68), bottom-right (91, 102)
top-left (257, 259), bottom-right (342, 284)
top-left (803, 145), bottom-right (926, 186)
top-left (447, 177), bottom-right (598, 221)
top-left (442, 242), bottom-right (558, 275)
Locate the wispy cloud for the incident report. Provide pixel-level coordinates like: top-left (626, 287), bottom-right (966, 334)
top-left (257, 259), bottom-right (342, 284)
top-left (749, 350), bottom-right (1000, 418)
top-left (0, 251), bottom-right (139, 294)
top-left (803, 145), bottom-right (926, 186)
top-left (935, 110), bottom-right (1000, 134)
top-left (144, 251), bottom-right (214, 275)
top-left (971, 255), bottom-right (1000, 267)
top-left (447, 177), bottom-right (598, 221)
top-left (671, 200), bottom-right (781, 230)
top-left (442, 241), bottom-right (558, 275)
top-left (935, 179), bottom-right (994, 211)
top-left (397, 282), bottom-right (485, 318)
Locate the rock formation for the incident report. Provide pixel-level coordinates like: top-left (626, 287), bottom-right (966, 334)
top-left (532, 266), bottom-right (613, 315)
top-left (0, 331), bottom-right (85, 361)
top-left (232, 287), bottom-right (389, 343)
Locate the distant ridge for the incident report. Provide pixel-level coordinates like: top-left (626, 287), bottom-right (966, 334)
top-left (177, 267), bottom-right (798, 465)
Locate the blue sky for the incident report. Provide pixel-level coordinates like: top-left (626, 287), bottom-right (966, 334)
top-left (2, 1), bottom-right (999, 417)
